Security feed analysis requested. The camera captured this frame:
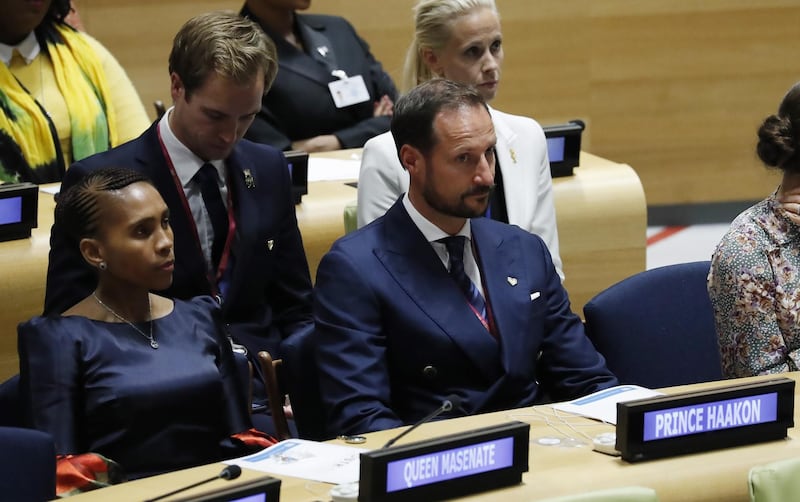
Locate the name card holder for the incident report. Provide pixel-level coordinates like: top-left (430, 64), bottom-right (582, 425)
top-left (359, 421), bottom-right (529, 502)
top-left (0, 182), bottom-right (38, 242)
top-left (617, 378), bottom-right (795, 462)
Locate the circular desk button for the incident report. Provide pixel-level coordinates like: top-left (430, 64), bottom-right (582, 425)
top-left (337, 435), bottom-right (367, 444)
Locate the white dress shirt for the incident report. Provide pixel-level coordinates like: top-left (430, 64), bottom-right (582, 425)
top-left (158, 108), bottom-right (228, 273)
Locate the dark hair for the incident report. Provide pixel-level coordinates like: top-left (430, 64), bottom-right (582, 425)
top-left (391, 78), bottom-right (488, 161)
top-left (169, 11), bottom-right (278, 97)
top-left (56, 168), bottom-right (153, 244)
top-left (757, 82), bottom-right (800, 173)
top-left (33, 0), bottom-right (73, 42)
top-left (46, 0), bottom-right (72, 24)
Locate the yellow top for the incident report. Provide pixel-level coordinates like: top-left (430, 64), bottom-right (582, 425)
top-left (8, 33), bottom-right (149, 166)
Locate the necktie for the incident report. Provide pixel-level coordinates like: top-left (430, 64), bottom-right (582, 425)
top-left (439, 236), bottom-right (487, 323)
top-left (194, 163), bottom-right (228, 269)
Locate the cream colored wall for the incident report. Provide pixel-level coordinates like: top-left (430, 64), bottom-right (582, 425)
top-left (77, 0), bottom-right (799, 205)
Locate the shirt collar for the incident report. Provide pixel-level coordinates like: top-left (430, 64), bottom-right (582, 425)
top-left (158, 107), bottom-right (224, 186)
top-left (402, 193), bottom-right (471, 243)
top-left (0, 32), bottom-right (41, 66)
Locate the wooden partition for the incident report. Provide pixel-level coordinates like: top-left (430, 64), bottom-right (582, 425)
top-left (77, 0), bottom-right (797, 206)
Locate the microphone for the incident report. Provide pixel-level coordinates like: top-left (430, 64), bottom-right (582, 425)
top-left (144, 465), bottom-right (242, 502)
top-left (382, 394), bottom-right (462, 449)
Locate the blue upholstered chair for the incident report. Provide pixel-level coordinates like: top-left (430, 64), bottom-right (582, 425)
top-left (583, 261), bottom-right (723, 389)
top-left (0, 426), bottom-right (56, 501)
top-left (0, 374), bottom-right (22, 427)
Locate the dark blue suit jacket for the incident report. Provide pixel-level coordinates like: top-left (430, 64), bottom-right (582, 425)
top-left (243, 10), bottom-right (398, 150)
top-left (314, 200), bottom-right (618, 436)
top-left (44, 122), bottom-right (314, 359)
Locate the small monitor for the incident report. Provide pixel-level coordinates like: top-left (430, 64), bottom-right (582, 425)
top-left (542, 120), bottom-right (585, 178)
top-left (284, 150), bottom-right (309, 205)
top-left (0, 182), bottom-right (38, 242)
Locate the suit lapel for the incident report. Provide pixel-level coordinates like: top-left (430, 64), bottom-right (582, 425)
top-left (218, 146), bottom-right (253, 307)
top-left (273, 17), bottom-right (337, 86)
top-left (377, 203), bottom-right (503, 381)
top-left (472, 220), bottom-right (531, 374)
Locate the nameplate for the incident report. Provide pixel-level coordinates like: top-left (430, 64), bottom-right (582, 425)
top-left (359, 421), bottom-right (529, 502)
top-left (0, 182), bottom-right (38, 242)
top-left (174, 475), bottom-right (281, 501)
top-left (617, 378), bottom-right (795, 462)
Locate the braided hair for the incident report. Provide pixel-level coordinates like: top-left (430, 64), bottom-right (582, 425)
top-left (55, 167), bottom-right (153, 245)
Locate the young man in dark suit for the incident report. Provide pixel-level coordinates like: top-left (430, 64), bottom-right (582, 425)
top-left (314, 79), bottom-right (618, 436)
top-left (45, 12), bottom-right (313, 375)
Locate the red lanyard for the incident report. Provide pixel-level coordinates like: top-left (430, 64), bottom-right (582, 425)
top-left (156, 126), bottom-right (237, 293)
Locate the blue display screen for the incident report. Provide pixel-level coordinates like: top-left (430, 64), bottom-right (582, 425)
top-left (546, 136), bottom-right (565, 163)
top-left (642, 392), bottom-right (778, 441)
top-left (385, 437), bottom-right (515, 492)
top-left (0, 196), bottom-right (22, 225)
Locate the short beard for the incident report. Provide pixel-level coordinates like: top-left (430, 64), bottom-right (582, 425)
top-left (422, 182), bottom-right (496, 219)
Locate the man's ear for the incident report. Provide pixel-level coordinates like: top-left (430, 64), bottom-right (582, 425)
top-left (421, 48), bottom-right (443, 77)
top-left (400, 144), bottom-right (424, 176)
top-left (79, 237), bottom-right (104, 270)
top-left (170, 72), bottom-right (184, 104)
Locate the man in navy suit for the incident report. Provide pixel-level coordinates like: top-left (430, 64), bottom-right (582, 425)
top-left (44, 12), bottom-right (313, 366)
top-left (314, 79), bottom-right (617, 436)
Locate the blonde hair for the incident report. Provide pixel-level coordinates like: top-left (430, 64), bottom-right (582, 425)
top-left (402, 0), bottom-right (499, 92)
top-left (169, 10), bottom-right (278, 96)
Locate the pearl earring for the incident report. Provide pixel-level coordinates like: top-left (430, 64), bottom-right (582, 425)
top-left (98, 261), bottom-right (107, 271)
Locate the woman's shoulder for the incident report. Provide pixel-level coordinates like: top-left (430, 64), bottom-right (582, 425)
top-left (18, 314), bottom-right (93, 341)
top-left (489, 107), bottom-right (544, 134)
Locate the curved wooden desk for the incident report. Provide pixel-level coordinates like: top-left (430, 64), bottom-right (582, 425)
top-left (0, 151), bottom-right (645, 380)
top-left (68, 373), bottom-right (800, 501)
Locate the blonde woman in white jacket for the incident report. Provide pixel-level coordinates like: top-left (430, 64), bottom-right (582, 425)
top-left (357, 0), bottom-right (562, 279)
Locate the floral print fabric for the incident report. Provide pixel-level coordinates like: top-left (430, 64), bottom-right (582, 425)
top-left (708, 192), bottom-right (800, 378)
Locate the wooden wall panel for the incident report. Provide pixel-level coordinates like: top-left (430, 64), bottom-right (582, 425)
top-left (75, 0), bottom-right (800, 206)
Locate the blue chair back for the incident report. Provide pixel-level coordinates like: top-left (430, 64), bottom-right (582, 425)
top-left (0, 375), bottom-right (21, 427)
top-left (583, 261), bottom-right (723, 388)
top-left (0, 426), bottom-right (56, 501)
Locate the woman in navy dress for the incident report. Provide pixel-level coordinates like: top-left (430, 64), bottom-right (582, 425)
top-left (18, 168), bottom-right (272, 493)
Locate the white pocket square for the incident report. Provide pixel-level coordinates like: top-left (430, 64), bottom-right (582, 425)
top-left (530, 292), bottom-right (541, 301)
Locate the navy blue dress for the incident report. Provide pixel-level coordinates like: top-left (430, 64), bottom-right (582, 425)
top-left (18, 296), bottom-right (253, 478)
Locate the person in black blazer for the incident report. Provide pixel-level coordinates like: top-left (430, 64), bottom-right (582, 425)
top-left (44, 12), bottom-right (313, 369)
top-left (241, 0), bottom-right (398, 152)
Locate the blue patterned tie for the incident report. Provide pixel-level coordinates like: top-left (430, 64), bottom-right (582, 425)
top-left (194, 163), bottom-right (228, 269)
top-left (440, 236), bottom-right (487, 322)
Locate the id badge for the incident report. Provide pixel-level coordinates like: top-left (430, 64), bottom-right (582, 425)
top-left (328, 75), bottom-right (370, 108)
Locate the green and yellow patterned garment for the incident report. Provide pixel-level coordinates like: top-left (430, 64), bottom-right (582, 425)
top-left (0, 23), bottom-right (118, 184)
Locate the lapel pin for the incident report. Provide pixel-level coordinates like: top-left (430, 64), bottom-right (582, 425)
top-left (507, 276), bottom-right (518, 286)
top-left (243, 169), bottom-right (255, 189)
top-left (267, 239), bottom-right (274, 251)
top-left (510, 148), bottom-right (517, 164)
top-left (530, 292), bottom-right (541, 301)
top-left (317, 46), bottom-right (329, 57)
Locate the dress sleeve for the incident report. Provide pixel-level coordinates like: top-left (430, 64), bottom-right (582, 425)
top-left (708, 229), bottom-right (786, 378)
top-left (18, 317), bottom-right (83, 455)
top-left (83, 34), bottom-right (151, 144)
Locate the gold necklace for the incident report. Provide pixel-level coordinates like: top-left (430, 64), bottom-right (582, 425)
top-left (92, 292), bottom-right (159, 349)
